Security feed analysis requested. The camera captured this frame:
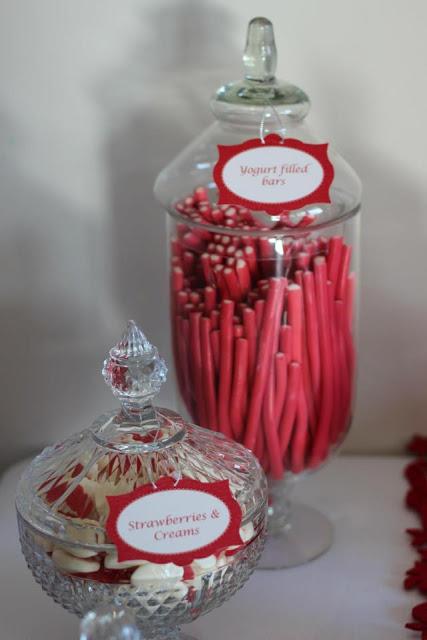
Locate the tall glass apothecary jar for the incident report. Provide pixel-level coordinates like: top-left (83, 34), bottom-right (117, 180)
top-left (154, 17), bottom-right (361, 568)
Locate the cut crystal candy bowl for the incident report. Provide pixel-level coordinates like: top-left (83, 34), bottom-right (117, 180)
top-left (16, 321), bottom-right (267, 640)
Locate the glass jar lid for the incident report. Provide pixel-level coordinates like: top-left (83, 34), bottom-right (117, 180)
top-left (212, 16), bottom-right (310, 119)
top-left (16, 321), bottom-right (266, 550)
top-left (154, 16), bottom-right (361, 234)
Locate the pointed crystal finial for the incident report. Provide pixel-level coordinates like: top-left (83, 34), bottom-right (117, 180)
top-left (243, 17), bottom-right (277, 82)
top-left (110, 320), bottom-right (155, 360)
top-left (102, 320), bottom-right (167, 416)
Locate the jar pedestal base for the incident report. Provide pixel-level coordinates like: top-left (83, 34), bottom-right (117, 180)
top-left (259, 503), bottom-right (333, 569)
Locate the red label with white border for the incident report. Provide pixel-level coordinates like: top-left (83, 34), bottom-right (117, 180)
top-left (106, 477), bottom-right (243, 566)
top-left (213, 134), bottom-right (334, 215)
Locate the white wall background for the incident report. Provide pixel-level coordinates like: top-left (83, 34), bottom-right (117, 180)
top-left (1, 0), bottom-right (426, 469)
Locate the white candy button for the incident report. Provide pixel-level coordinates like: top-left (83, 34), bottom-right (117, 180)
top-left (130, 562), bottom-right (184, 586)
top-left (239, 521), bottom-right (255, 542)
top-left (104, 551), bottom-right (147, 570)
top-left (52, 548), bottom-right (100, 574)
top-left (216, 552), bottom-right (229, 568)
top-left (65, 517), bottom-right (105, 545)
top-left (57, 544), bottom-right (98, 559)
top-left (191, 555), bottom-right (217, 574)
top-left (34, 534), bottom-right (54, 553)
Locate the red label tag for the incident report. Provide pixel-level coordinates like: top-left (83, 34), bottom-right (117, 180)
top-left (106, 477), bottom-right (243, 566)
top-left (213, 134), bottom-right (334, 215)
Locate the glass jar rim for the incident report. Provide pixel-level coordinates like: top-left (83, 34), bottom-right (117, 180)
top-left (166, 200), bottom-right (361, 238)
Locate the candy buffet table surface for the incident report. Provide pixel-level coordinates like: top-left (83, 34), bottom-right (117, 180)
top-left (0, 455), bottom-right (418, 640)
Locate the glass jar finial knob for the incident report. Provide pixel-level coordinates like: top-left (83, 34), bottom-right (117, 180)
top-left (102, 320), bottom-right (167, 418)
top-left (243, 16), bottom-right (277, 82)
top-left (212, 16), bottom-right (309, 112)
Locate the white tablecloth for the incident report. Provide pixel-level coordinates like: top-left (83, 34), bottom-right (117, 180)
top-left (0, 456), bottom-right (419, 639)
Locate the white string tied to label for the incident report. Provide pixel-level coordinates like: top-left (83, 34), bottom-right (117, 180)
top-left (259, 100), bottom-right (287, 144)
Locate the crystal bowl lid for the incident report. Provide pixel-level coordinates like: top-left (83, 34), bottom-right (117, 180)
top-left (16, 322), bottom-right (267, 550)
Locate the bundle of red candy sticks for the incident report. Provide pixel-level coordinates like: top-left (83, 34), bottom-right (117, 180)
top-left (170, 187), bottom-right (356, 478)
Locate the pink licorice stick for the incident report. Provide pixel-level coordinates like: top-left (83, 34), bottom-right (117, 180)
top-left (287, 284), bottom-right (303, 363)
top-left (334, 299), bottom-right (350, 442)
top-left (279, 325), bottom-right (293, 357)
top-left (204, 286), bottom-right (216, 314)
top-left (278, 361), bottom-right (301, 456)
top-left (210, 329), bottom-right (220, 372)
top-left (193, 186), bottom-right (208, 203)
top-left (183, 303), bottom-right (195, 318)
top-left (296, 252), bottom-right (310, 271)
top-left (214, 264), bottom-right (230, 299)
top-left (274, 352), bottom-right (288, 429)
top-left (343, 274), bottom-right (356, 413)
top-left (297, 283), bottom-right (317, 432)
top-left (259, 237), bottom-right (274, 277)
top-left (183, 231), bottom-right (205, 252)
top-left (327, 280), bottom-right (340, 442)
top-left (302, 271), bottom-right (321, 400)
top-left (263, 366), bottom-right (284, 479)
top-left (223, 267), bottom-right (242, 301)
top-left (209, 253), bottom-right (221, 266)
top-left (177, 222), bottom-right (190, 237)
top-left (294, 269), bottom-right (303, 288)
top-left (176, 290), bottom-right (188, 313)
top-left (183, 251), bottom-right (195, 276)
top-left (179, 317), bottom-right (193, 416)
top-left (309, 257), bottom-right (334, 466)
top-left (218, 300), bottom-right (235, 438)
top-left (171, 238), bottom-right (183, 257)
top-left (230, 338), bottom-right (249, 441)
top-left (326, 236), bottom-right (343, 297)
top-left (171, 266), bottom-right (184, 292)
top-left (244, 278), bottom-right (286, 451)
top-left (291, 388), bottom-right (309, 474)
top-left (261, 287), bottom-right (287, 477)
top-left (234, 325), bottom-right (244, 338)
top-left (254, 427), bottom-right (265, 462)
top-left (243, 246), bottom-right (259, 279)
top-left (201, 253), bottom-right (213, 283)
top-left (236, 259), bottom-right (251, 297)
top-left (344, 273), bottom-right (356, 331)
top-left (211, 208), bottom-right (224, 224)
top-left (241, 234), bottom-right (255, 248)
top-left (210, 309), bottom-right (220, 330)
top-left (260, 283), bottom-right (269, 299)
top-left (198, 205), bottom-right (213, 223)
top-left (173, 314), bottom-right (185, 406)
top-left (189, 291), bottom-right (200, 306)
top-left (189, 312), bottom-right (207, 426)
top-left (243, 308), bottom-right (257, 383)
top-left (254, 299), bottom-right (265, 332)
top-left (299, 290), bottom-right (317, 431)
top-left (270, 278), bottom-right (286, 357)
top-left (200, 317), bottom-right (218, 431)
top-left (336, 245), bottom-right (352, 302)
